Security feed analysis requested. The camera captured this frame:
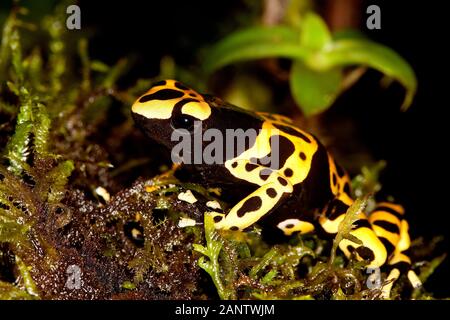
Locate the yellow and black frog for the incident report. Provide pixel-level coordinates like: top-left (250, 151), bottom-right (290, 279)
top-left (131, 79), bottom-right (421, 297)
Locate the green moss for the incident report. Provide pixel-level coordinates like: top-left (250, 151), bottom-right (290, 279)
top-left (194, 213), bottom-right (234, 299)
top-left (328, 195), bottom-right (367, 267)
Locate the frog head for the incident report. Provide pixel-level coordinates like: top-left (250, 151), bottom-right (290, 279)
top-left (131, 79), bottom-right (262, 165)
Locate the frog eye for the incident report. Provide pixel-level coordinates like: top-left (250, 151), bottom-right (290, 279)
top-left (171, 115), bottom-right (196, 131)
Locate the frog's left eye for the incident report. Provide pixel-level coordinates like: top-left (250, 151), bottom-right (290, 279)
top-left (171, 114), bottom-right (196, 131)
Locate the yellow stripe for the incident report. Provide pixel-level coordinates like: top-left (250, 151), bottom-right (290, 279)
top-left (369, 211), bottom-right (402, 247)
top-left (397, 220), bottom-right (411, 252)
top-left (377, 202), bottom-right (405, 215)
top-left (369, 211), bottom-right (401, 225)
top-left (339, 227), bottom-right (387, 267)
top-left (181, 100), bottom-right (211, 120)
top-left (132, 79), bottom-right (212, 120)
top-left (408, 270), bottom-right (422, 288)
top-left (319, 214), bottom-right (345, 234)
top-left (225, 121), bottom-right (318, 186)
top-left (371, 225), bottom-right (400, 245)
top-left (277, 219), bottom-right (315, 236)
top-left (381, 268), bottom-right (400, 299)
top-left (132, 99), bottom-right (175, 119)
top-left (388, 251), bottom-right (411, 265)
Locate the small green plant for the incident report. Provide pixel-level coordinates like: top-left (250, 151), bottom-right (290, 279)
top-left (193, 213), bottom-right (235, 299)
top-left (192, 196), bottom-right (372, 300)
top-left (328, 195), bottom-right (367, 267)
top-left (204, 11), bottom-right (416, 116)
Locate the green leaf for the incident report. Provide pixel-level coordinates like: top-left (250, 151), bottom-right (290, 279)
top-left (193, 213), bottom-right (234, 299)
top-left (308, 39), bottom-right (417, 110)
top-left (204, 26), bottom-right (309, 74)
top-left (78, 38), bottom-right (91, 92)
top-left (102, 58), bottom-right (128, 89)
top-left (0, 281), bottom-right (37, 300)
top-left (418, 253), bottom-right (447, 285)
top-left (5, 97), bottom-right (33, 175)
top-left (204, 22), bottom-right (417, 111)
top-left (91, 60), bottom-right (110, 72)
top-left (0, 221), bottom-right (30, 243)
top-left (329, 195), bottom-right (368, 267)
top-left (33, 103), bottom-right (52, 157)
top-left (290, 60), bottom-right (342, 116)
top-left (26, 48), bottom-right (44, 89)
top-left (43, 5), bottom-right (67, 95)
top-left (15, 255), bottom-right (39, 297)
top-left (352, 160), bottom-right (386, 198)
top-left (46, 160), bottom-right (75, 203)
top-left (121, 281), bottom-right (136, 290)
top-left (10, 28), bottom-right (24, 84)
top-left (299, 12), bottom-right (331, 51)
top-left (249, 247), bottom-right (279, 279)
top-left (6, 81), bottom-right (19, 95)
top-left (284, 0), bottom-right (312, 29)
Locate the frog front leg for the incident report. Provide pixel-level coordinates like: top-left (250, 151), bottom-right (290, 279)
top-left (212, 160), bottom-right (293, 231)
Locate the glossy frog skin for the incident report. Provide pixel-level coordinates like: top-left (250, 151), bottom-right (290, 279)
top-left (131, 79), bottom-right (421, 297)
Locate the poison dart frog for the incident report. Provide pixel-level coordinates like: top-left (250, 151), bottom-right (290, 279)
top-left (131, 79), bottom-right (421, 297)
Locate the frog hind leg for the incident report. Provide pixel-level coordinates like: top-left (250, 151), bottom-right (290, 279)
top-left (379, 219), bottom-right (422, 299)
top-left (381, 251), bottom-right (421, 299)
top-left (318, 198), bottom-right (388, 268)
top-left (368, 202), bottom-right (422, 298)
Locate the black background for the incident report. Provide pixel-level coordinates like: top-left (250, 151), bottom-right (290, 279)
top-left (1, 300), bottom-right (448, 318)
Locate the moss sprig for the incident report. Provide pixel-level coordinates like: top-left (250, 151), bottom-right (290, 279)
top-left (193, 213), bottom-right (236, 299)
